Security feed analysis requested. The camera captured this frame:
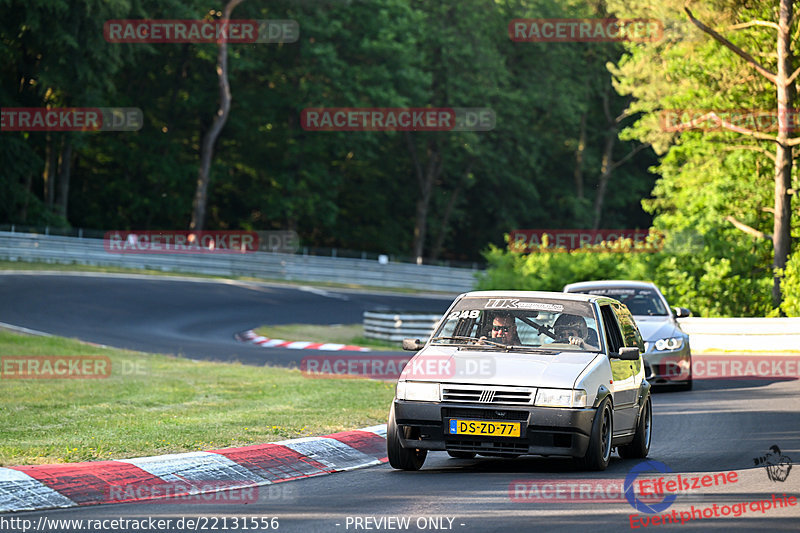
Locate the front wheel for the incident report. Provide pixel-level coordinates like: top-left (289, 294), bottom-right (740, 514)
top-left (619, 395), bottom-right (651, 459)
top-left (387, 404), bottom-right (427, 471)
top-left (575, 397), bottom-right (613, 471)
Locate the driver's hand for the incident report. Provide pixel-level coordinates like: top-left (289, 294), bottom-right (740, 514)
top-left (568, 336), bottom-right (585, 347)
top-left (478, 336), bottom-right (487, 345)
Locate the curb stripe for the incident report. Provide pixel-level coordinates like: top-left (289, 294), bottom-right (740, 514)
top-left (0, 468), bottom-right (77, 512)
top-left (0, 424), bottom-right (389, 514)
top-left (276, 437), bottom-right (381, 472)
top-left (238, 330), bottom-right (371, 352)
top-left (359, 424), bottom-right (388, 439)
top-left (318, 343), bottom-right (346, 351)
top-left (120, 451), bottom-right (265, 484)
top-left (326, 430), bottom-right (388, 462)
top-left (9, 461), bottom-right (163, 507)
top-left (211, 444), bottom-right (334, 483)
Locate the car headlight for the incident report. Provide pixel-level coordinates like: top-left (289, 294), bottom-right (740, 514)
top-left (654, 337), bottom-right (683, 351)
top-left (396, 381), bottom-right (440, 402)
top-left (534, 388), bottom-right (587, 408)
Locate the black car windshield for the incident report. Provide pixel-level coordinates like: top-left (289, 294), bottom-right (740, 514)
top-left (431, 296), bottom-right (601, 352)
top-left (573, 287), bottom-right (668, 316)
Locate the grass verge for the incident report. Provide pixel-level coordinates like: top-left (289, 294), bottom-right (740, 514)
top-left (253, 324), bottom-right (401, 351)
top-left (0, 330), bottom-right (395, 466)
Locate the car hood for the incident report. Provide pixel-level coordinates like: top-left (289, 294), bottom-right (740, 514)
top-left (401, 345), bottom-right (600, 389)
top-left (634, 316), bottom-right (682, 340)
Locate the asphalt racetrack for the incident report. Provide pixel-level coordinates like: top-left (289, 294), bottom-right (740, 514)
top-left (0, 272), bottom-right (452, 365)
top-left (1, 272), bottom-right (799, 532)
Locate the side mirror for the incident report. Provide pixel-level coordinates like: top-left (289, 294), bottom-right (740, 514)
top-left (615, 347), bottom-right (640, 360)
top-left (402, 338), bottom-right (424, 351)
top-left (672, 307), bottom-right (692, 318)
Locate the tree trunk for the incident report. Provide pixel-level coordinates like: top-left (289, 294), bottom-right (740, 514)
top-left (407, 133), bottom-right (442, 263)
top-left (772, 0), bottom-right (795, 309)
top-left (574, 112), bottom-right (587, 201)
top-left (593, 130), bottom-right (616, 230)
top-left (430, 163), bottom-right (472, 261)
top-left (56, 137), bottom-right (73, 220)
top-left (189, 0), bottom-right (246, 231)
top-left (43, 133), bottom-right (57, 209)
top-left (20, 171), bottom-right (33, 222)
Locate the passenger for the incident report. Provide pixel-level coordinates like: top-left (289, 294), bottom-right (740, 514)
top-left (553, 314), bottom-right (599, 350)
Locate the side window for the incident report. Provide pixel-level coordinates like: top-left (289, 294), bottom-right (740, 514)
top-left (614, 303), bottom-right (645, 351)
top-left (600, 305), bottom-right (624, 353)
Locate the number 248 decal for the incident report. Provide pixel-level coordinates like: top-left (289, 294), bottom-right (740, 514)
top-left (448, 309), bottom-right (480, 319)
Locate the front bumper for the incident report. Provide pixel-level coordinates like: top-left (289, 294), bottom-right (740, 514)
top-left (393, 399), bottom-right (597, 458)
top-left (644, 344), bottom-right (692, 385)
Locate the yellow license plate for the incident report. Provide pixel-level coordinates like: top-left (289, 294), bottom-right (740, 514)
top-left (448, 419), bottom-right (521, 437)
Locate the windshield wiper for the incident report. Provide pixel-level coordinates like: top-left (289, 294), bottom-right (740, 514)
top-left (430, 335), bottom-right (483, 344)
top-left (430, 335), bottom-right (512, 349)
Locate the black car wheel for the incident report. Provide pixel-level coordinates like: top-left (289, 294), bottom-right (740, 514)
top-left (619, 395), bottom-right (652, 459)
top-left (575, 397), bottom-right (613, 471)
top-left (387, 404), bottom-right (427, 471)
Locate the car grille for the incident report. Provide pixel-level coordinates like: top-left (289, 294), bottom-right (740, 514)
top-left (442, 407), bottom-right (528, 421)
top-left (441, 385), bottom-right (535, 405)
top-left (446, 440), bottom-right (529, 456)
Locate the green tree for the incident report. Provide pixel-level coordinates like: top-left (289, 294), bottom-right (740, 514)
top-left (609, 0), bottom-right (800, 310)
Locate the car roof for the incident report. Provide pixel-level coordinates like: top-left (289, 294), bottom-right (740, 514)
top-left (563, 280), bottom-right (659, 292)
top-left (460, 290), bottom-right (601, 303)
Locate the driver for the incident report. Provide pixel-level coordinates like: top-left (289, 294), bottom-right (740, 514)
top-left (553, 314), bottom-right (599, 350)
top-left (480, 312), bottom-right (521, 345)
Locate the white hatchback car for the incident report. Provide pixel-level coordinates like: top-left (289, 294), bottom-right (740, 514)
top-left (388, 290), bottom-right (651, 471)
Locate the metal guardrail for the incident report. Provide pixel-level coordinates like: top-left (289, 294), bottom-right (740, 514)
top-left (0, 231), bottom-right (479, 293)
top-left (363, 311), bottom-right (441, 342)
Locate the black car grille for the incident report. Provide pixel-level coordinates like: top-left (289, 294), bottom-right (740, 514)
top-left (446, 440), bottom-right (528, 456)
top-left (442, 407), bottom-right (528, 421)
top-left (441, 385), bottom-right (534, 405)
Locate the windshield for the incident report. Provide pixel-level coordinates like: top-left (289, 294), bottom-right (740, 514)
top-left (431, 296), bottom-right (600, 351)
top-left (572, 287), bottom-right (668, 316)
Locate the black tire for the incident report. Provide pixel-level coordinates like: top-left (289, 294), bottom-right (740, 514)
top-left (619, 395), bottom-right (652, 459)
top-left (387, 404), bottom-right (427, 471)
top-left (447, 451), bottom-right (477, 459)
top-left (575, 397), bottom-right (613, 471)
